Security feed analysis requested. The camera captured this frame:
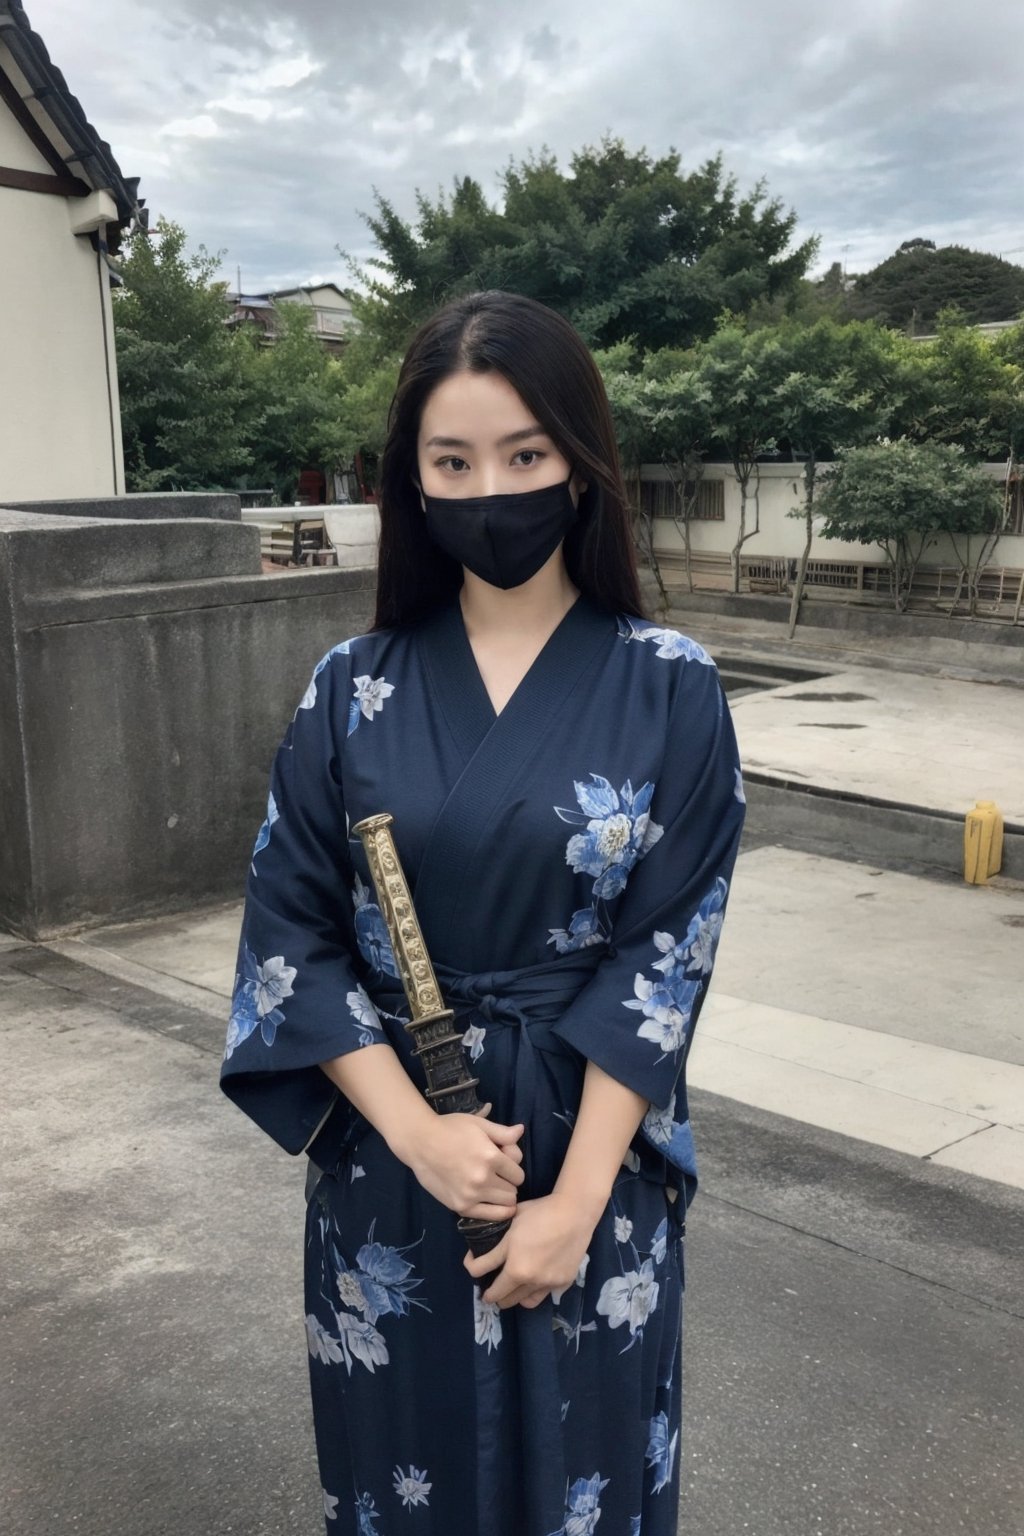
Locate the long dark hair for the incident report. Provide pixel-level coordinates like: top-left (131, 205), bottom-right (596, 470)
top-left (372, 290), bottom-right (646, 629)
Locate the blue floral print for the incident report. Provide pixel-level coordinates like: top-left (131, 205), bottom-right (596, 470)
top-left (331, 1221), bottom-right (430, 1326)
top-left (305, 1215), bottom-right (429, 1385)
top-left (596, 1259), bottom-right (660, 1344)
top-left (549, 775), bottom-right (664, 953)
top-left (625, 960), bottom-right (701, 1059)
top-left (392, 1465), bottom-right (432, 1509)
top-left (645, 1411), bottom-right (679, 1494)
top-left (552, 1309), bottom-right (598, 1352)
top-left (658, 876), bottom-right (728, 977)
top-left (473, 1285), bottom-right (503, 1353)
top-left (462, 1022), bottom-right (486, 1062)
top-left (297, 640), bottom-right (352, 713)
top-left (353, 873), bottom-right (400, 977)
top-left (355, 1491), bottom-right (383, 1535)
top-left (250, 789), bottom-right (279, 871)
top-left (552, 1253), bottom-right (596, 1352)
top-left (349, 674), bottom-right (396, 737)
top-left (295, 643), bottom-right (396, 739)
top-left (547, 1473), bottom-right (610, 1536)
top-left (548, 905), bottom-right (603, 954)
top-left (305, 1308), bottom-right (389, 1375)
top-left (642, 1106), bottom-right (698, 1183)
top-left (625, 878), bottom-right (730, 1061)
top-left (224, 943), bottom-right (296, 1059)
top-left (616, 614), bottom-right (714, 666)
top-left (347, 983), bottom-right (384, 1046)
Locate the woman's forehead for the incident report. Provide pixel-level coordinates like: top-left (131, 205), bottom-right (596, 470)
top-left (418, 369), bottom-right (548, 444)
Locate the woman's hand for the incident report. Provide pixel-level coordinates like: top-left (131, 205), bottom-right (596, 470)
top-left (403, 1110), bottom-right (525, 1221)
top-left (463, 1192), bottom-right (597, 1309)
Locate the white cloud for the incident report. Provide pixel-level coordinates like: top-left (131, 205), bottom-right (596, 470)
top-left (23, 0), bottom-right (1024, 291)
top-left (160, 114), bottom-right (221, 140)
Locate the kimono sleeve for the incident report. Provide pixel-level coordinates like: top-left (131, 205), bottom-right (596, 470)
top-left (550, 654), bottom-right (746, 1111)
top-left (219, 644), bottom-right (385, 1154)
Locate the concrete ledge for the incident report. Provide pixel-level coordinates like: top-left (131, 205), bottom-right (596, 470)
top-left (1, 511), bottom-right (261, 594)
top-left (3, 492), bottom-right (243, 521)
top-left (668, 589), bottom-right (1024, 652)
top-left (744, 774), bottom-right (1024, 881)
top-left (18, 563), bottom-right (377, 625)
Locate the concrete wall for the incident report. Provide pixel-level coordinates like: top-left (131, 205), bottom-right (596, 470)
top-left (0, 43), bottom-right (125, 502)
top-left (645, 462), bottom-right (1024, 572)
top-left (0, 504), bottom-right (376, 938)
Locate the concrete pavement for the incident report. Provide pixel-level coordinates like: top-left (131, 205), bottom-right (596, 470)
top-left (727, 664), bottom-right (1024, 825)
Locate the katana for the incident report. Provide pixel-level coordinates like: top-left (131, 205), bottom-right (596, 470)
top-left (351, 812), bottom-right (511, 1277)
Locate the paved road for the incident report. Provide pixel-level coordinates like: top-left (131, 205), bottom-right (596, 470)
top-left (3, 858), bottom-right (1021, 1535)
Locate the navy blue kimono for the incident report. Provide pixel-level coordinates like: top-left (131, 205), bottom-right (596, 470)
top-left (221, 592), bottom-right (746, 1536)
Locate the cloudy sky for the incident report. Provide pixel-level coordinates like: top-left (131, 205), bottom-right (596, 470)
top-left (27, 0), bottom-right (1024, 293)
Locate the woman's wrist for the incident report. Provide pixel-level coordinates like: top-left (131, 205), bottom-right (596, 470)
top-left (319, 1044), bottom-right (436, 1167)
top-left (549, 1175), bottom-right (611, 1233)
top-left (384, 1098), bottom-right (437, 1168)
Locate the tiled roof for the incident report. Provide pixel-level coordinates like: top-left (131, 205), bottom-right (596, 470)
top-left (0, 0), bottom-right (144, 230)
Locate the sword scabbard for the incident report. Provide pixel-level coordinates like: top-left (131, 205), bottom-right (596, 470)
top-left (351, 812), bottom-right (511, 1272)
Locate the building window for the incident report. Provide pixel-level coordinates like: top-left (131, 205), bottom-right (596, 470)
top-left (640, 478), bottom-right (725, 520)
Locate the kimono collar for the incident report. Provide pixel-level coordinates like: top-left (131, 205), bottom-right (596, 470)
top-left (419, 590), bottom-right (615, 760)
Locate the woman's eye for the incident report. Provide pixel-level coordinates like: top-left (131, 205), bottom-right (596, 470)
top-left (514, 450), bottom-right (544, 466)
top-left (438, 456), bottom-right (468, 472)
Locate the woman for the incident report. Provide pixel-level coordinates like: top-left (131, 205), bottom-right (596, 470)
top-left (221, 290), bottom-right (746, 1536)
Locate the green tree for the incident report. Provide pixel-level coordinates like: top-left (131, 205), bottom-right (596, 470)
top-left (347, 137), bottom-right (817, 354)
top-left (242, 305), bottom-right (337, 499)
top-left (815, 439), bottom-right (1004, 612)
top-left (113, 221), bottom-right (257, 490)
top-left (328, 325), bottom-right (401, 473)
top-left (846, 244), bottom-right (1024, 332)
top-left (636, 355), bottom-right (714, 596)
top-left (588, 342), bottom-right (668, 611)
top-left (744, 260), bottom-right (852, 329)
top-left (686, 323), bottom-right (791, 592)
top-left (772, 319), bottom-right (889, 633)
top-left (915, 309), bottom-right (1024, 462)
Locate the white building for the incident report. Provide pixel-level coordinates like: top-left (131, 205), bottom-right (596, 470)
top-left (642, 461), bottom-right (1024, 611)
top-left (225, 282), bottom-right (358, 355)
top-left (0, 0), bottom-right (143, 502)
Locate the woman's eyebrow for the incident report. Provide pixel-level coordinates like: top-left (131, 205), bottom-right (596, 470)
top-left (424, 425), bottom-right (549, 449)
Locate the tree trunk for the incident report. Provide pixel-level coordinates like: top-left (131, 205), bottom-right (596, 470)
top-left (787, 456), bottom-right (816, 639)
top-left (667, 457), bottom-right (702, 596)
top-left (730, 461), bottom-right (761, 595)
top-left (635, 463), bottom-right (669, 618)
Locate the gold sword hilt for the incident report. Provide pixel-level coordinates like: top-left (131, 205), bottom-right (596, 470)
top-left (350, 812), bottom-right (511, 1270)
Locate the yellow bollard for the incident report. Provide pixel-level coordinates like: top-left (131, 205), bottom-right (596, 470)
top-left (964, 800), bottom-right (1003, 885)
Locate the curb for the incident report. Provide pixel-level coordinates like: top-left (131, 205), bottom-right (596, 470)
top-left (743, 773), bottom-right (1024, 882)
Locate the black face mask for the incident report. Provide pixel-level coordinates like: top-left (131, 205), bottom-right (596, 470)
top-left (420, 477), bottom-right (580, 590)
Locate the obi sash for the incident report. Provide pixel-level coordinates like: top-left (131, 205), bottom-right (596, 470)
top-left (306, 947), bottom-right (608, 1194)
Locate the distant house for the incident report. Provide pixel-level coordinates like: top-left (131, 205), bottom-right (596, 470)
top-left (0, 0), bottom-right (144, 500)
top-left (225, 282), bottom-right (358, 355)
